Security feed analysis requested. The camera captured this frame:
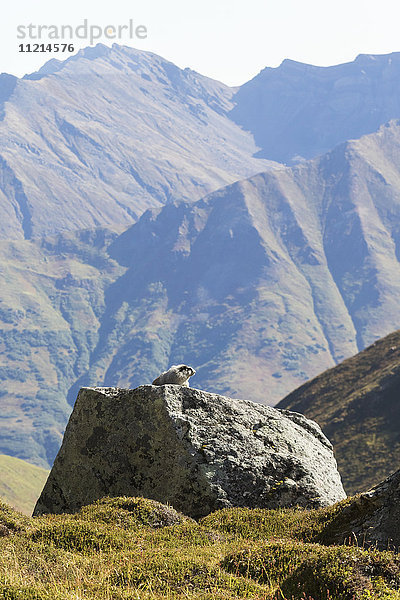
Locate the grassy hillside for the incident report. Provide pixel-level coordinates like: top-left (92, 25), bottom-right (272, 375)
top-left (277, 329), bottom-right (400, 495)
top-left (0, 495), bottom-right (399, 599)
top-left (0, 454), bottom-right (48, 515)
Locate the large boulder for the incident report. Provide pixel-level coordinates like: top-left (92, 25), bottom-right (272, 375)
top-left (34, 386), bottom-right (346, 518)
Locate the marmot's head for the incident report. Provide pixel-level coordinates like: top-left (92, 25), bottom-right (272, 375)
top-left (167, 365), bottom-right (196, 385)
top-left (179, 365), bottom-right (196, 377)
top-left (175, 364), bottom-right (196, 381)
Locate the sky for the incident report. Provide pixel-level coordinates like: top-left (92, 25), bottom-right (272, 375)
top-left (3, 0), bottom-right (400, 86)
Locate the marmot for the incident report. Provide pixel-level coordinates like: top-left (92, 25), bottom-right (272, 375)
top-left (152, 364), bottom-right (196, 387)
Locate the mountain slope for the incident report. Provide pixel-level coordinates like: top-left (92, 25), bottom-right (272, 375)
top-left (277, 330), bottom-right (400, 495)
top-left (0, 44), bottom-right (273, 240)
top-left (0, 227), bottom-right (125, 467)
top-left (0, 454), bottom-right (48, 514)
top-left (231, 52), bottom-right (400, 163)
top-left (4, 121), bottom-right (400, 469)
top-left (76, 120), bottom-right (400, 403)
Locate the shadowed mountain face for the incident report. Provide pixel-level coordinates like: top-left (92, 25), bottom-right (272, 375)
top-left (231, 52), bottom-right (400, 163)
top-left (0, 44), bottom-right (273, 240)
top-left (3, 121), bottom-right (400, 468)
top-left (277, 330), bottom-right (400, 496)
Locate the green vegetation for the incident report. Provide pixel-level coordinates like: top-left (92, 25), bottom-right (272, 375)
top-left (223, 543), bottom-right (400, 600)
top-left (0, 495), bottom-right (399, 599)
top-left (277, 330), bottom-right (400, 494)
top-left (0, 454), bottom-right (49, 515)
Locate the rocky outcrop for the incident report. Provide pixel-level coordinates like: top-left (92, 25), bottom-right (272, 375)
top-left (34, 386), bottom-right (346, 518)
top-left (320, 468), bottom-right (400, 550)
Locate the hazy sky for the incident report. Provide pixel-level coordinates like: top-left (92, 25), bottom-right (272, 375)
top-left (3, 0), bottom-right (400, 85)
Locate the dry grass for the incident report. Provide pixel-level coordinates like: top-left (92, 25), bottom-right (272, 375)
top-left (0, 496), bottom-right (400, 599)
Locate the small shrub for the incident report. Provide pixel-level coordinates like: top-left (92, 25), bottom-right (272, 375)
top-left (0, 501), bottom-right (30, 532)
top-left (30, 519), bottom-right (123, 553)
top-left (78, 495), bottom-right (191, 529)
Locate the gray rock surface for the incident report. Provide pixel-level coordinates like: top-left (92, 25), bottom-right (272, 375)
top-left (34, 385), bottom-right (346, 518)
top-left (322, 469), bottom-right (400, 550)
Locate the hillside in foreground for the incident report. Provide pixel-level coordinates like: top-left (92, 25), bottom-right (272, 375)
top-left (0, 454), bottom-right (48, 515)
top-left (1, 495), bottom-right (400, 599)
top-left (277, 329), bottom-right (400, 495)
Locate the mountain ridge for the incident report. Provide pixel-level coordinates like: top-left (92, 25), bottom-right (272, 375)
top-left (3, 47), bottom-right (400, 473)
top-left (231, 51), bottom-right (400, 163)
top-left (86, 119), bottom-right (400, 398)
top-left (3, 47), bottom-right (400, 239)
top-left (0, 43), bottom-right (274, 240)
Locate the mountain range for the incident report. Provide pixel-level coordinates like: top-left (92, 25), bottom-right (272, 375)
top-left (3, 120), bottom-right (400, 469)
top-left (3, 47), bottom-right (400, 238)
top-left (0, 44), bottom-right (274, 240)
top-left (73, 119), bottom-right (400, 403)
top-left (2, 46), bottom-right (400, 473)
top-left (231, 52), bottom-right (400, 163)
